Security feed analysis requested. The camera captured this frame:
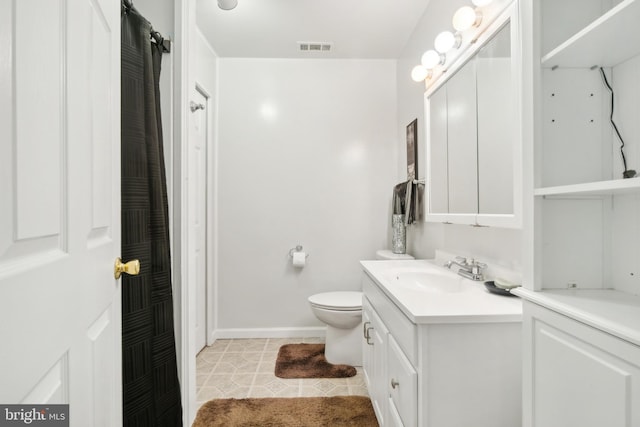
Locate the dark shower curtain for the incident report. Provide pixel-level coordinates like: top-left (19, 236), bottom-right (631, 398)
top-left (121, 5), bottom-right (183, 427)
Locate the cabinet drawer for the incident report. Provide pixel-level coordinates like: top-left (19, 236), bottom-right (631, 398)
top-left (388, 335), bottom-right (417, 427)
top-left (363, 272), bottom-right (418, 364)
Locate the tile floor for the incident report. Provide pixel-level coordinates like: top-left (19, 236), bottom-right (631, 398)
top-left (196, 337), bottom-right (369, 410)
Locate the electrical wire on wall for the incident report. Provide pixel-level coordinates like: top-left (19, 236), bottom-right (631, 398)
top-left (599, 67), bottom-right (636, 179)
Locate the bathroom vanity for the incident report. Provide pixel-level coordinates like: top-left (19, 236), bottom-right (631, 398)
top-left (360, 259), bottom-right (522, 427)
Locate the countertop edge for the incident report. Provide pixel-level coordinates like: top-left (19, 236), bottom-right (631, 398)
top-left (513, 288), bottom-right (640, 347)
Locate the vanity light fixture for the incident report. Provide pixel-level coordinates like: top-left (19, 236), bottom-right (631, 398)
top-left (218, 0), bottom-right (238, 10)
top-left (412, 0), bottom-right (493, 83)
top-left (411, 65), bottom-right (431, 82)
top-left (453, 6), bottom-right (482, 31)
top-left (434, 31), bottom-right (461, 53)
top-left (471, 0), bottom-right (493, 7)
top-left (421, 49), bottom-right (445, 69)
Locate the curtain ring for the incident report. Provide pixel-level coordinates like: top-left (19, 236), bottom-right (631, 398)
top-left (122, 0), bottom-right (133, 14)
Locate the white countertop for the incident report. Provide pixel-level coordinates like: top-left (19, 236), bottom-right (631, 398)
top-left (360, 259), bottom-right (522, 324)
top-left (513, 287), bottom-right (640, 346)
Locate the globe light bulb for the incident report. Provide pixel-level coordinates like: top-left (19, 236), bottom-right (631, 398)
top-left (421, 50), bottom-right (443, 69)
top-left (434, 31), bottom-right (459, 53)
top-left (453, 6), bottom-right (481, 31)
top-left (411, 65), bottom-right (429, 82)
top-left (471, 0), bottom-right (493, 7)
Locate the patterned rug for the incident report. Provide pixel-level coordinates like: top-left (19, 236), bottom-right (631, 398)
top-left (192, 396), bottom-right (378, 427)
top-left (275, 344), bottom-right (356, 379)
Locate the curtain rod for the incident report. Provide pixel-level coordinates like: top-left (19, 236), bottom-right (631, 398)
top-left (122, 0), bottom-right (171, 54)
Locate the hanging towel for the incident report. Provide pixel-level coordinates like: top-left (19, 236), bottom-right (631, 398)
top-left (392, 180), bottom-right (425, 225)
top-left (392, 181), bottom-right (408, 215)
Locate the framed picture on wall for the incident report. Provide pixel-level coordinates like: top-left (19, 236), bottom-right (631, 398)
top-left (406, 118), bottom-right (418, 181)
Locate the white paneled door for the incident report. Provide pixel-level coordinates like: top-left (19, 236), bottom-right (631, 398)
top-left (0, 0), bottom-right (122, 425)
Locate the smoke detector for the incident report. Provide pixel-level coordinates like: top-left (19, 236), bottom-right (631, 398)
top-left (298, 42), bottom-right (332, 52)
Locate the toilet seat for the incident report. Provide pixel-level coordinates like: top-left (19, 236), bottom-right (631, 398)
top-left (308, 291), bottom-right (362, 311)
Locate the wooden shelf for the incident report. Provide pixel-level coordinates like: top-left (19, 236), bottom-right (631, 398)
top-left (534, 178), bottom-right (640, 197)
top-left (541, 0), bottom-right (640, 68)
top-left (513, 288), bottom-right (640, 346)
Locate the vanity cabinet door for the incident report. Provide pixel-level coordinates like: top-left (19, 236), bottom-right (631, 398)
top-left (363, 297), bottom-right (389, 426)
top-left (362, 305), bottom-right (374, 386)
top-left (524, 303), bottom-right (640, 427)
top-left (388, 335), bottom-right (418, 427)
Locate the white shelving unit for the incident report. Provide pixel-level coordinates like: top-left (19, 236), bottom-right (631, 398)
top-left (541, 0), bottom-right (640, 68)
top-left (530, 0), bottom-right (640, 321)
top-left (534, 177), bottom-right (640, 197)
top-left (520, 0), bottom-right (640, 424)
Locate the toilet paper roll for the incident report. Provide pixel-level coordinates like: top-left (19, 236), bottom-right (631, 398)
top-left (292, 251), bottom-right (306, 268)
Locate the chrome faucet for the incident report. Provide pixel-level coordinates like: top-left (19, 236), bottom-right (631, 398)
top-left (444, 256), bottom-right (487, 281)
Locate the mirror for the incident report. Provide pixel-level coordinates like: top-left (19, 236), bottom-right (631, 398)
top-left (447, 58), bottom-right (478, 214)
top-left (428, 85), bottom-right (448, 214)
top-left (477, 22), bottom-right (513, 215)
top-left (426, 17), bottom-right (518, 226)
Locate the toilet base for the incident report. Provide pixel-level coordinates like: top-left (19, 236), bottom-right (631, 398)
top-left (324, 322), bottom-right (363, 367)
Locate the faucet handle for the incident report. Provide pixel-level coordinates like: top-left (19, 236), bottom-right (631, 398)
top-left (474, 260), bottom-right (487, 269)
top-left (470, 260), bottom-right (487, 275)
top-left (454, 256), bottom-right (467, 264)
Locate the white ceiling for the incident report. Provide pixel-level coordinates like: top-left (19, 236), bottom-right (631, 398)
top-left (195, 0), bottom-right (432, 59)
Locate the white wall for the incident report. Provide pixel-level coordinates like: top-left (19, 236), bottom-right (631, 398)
top-left (397, 0), bottom-right (522, 271)
top-left (215, 58), bottom-right (398, 333)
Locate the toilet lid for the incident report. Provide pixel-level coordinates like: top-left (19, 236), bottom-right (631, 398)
top-left (308, 291), bottom-right (362, 311)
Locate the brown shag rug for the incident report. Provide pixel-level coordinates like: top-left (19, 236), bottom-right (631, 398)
top-left (275, 344), bottom-right (356, 379)
top-left (192, 396), bottom-right (378, 427)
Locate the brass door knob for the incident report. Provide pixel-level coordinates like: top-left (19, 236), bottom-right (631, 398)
top-left (114, 257), bottom-right (140, 279)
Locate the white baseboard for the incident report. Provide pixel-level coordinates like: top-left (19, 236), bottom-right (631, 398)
top-left (211, 327), bottom-right (326, 341)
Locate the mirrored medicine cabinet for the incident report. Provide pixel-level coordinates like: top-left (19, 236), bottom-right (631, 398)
top-left (425, 4), bottom-right (522, 228)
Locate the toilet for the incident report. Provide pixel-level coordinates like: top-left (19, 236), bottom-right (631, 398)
top-left (308, 250), bottom-right (414, 367)
top-left (308, 291), bottom-right (363, 366)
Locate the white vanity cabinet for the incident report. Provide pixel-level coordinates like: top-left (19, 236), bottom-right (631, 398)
top-left (521, 301), bottom-right (640, 427)
top-left (361, 268), bottom-right (521, 427)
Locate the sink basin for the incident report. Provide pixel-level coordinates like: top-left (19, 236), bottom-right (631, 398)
top-left (387, 270), bottom-right (471, 293)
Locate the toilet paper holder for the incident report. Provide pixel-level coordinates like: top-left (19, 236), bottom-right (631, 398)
top-left (288, 245), bottom-right (309, 258)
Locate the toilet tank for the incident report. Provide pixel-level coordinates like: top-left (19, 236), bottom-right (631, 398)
top-left (375, 249), bottom-right (415, 260)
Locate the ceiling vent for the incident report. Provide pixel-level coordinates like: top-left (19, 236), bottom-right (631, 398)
top-left (298, 42), bottom-right (332, 52)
